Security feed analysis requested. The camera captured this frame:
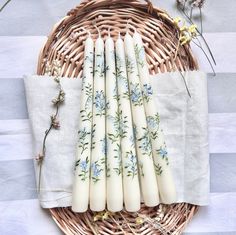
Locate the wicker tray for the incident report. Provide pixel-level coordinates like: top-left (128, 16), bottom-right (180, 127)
top-left (37, 0), bottom-right (199, 234)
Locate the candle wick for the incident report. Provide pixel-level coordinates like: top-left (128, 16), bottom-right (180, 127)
top-left (108, 27), bottom-right (111, 37)
top-left (95, 25), bottom-right (101, 38)
top-left (126, 19), bottom-right (131, 34)
top-left (118, 32), bottom-right (121, 39)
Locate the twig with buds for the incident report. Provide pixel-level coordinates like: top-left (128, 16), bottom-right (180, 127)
top-left (36, 60), bottom-right (65, 194)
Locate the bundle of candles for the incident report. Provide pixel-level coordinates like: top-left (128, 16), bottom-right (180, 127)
top-left (72, 27), bottom-right (176, 213)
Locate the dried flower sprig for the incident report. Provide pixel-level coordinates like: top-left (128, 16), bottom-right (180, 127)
top-left (176, 0), bottom-right (216, 70)
top-left (36, 60), bottom-right (65, 193)
top-left (173, 16), bottom-right (216, 78)
top-left (173, 17), bottom-right (197, 46)
top-left (93, 211), bottom-right (114, 221)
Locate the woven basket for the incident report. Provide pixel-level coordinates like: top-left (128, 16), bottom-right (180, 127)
top-left (37, 0), bottom-right (199, 234)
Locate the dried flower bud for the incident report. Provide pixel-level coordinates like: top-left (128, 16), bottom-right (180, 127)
top-left (176, 0), bottom-right (184, 4)
top-left (180, 34), bottom-right (191, 45)
top-left (45, 62), bottom-right (52, 75)
top-left (188, 24), bottom-right (198, 37)
top-left (51, 97), bottom-right (59, 105)
top-left (54, 77), bottom-right (60, 83)
top-left (136, 217), bottom-right (144, 225)
top-left (191, 0), bottom-right (205, 8)
top-left (36, 153), bottom-right (44, 163)
top-left (51, 115), bottom-right (60, 129)
top-left (59, 89), bottom-right (65, 102)
top-left (173, 17), bottom-right (182, 26)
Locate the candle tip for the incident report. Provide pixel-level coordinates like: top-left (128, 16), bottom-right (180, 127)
top-left (108, 27), bottom-right (111, 37)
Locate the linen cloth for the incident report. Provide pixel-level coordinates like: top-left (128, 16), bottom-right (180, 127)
top-left (24, 75), bottom-right (82, 208)
top-left (24, 70), bottom-right (209, 208)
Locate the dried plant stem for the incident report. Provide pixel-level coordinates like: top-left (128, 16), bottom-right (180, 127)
top-left (37, 76), bottom-right (64, 193)
top-left (179, 71), bottom-right (192, 97)
top-left (199, 7), bottom-right (203, 34)
top-left (179, 6), bottom-right (216, 66)
top-left (192, 38), bottom-right (216, 76)
top-left (183, 0), bottom-right (187, 11)
top-left (190, 7), bottom-right (193, 20)
top-left (0, 0), bottom-right (11, 12)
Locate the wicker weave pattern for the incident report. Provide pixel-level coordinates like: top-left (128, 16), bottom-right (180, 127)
top-left (37, 0), bottom-right (199, 234)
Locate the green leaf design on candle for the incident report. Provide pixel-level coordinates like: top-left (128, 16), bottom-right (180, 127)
top-left (84, 51), bottom-right (93, 64)
top-left (107, 109), bottom-right (128, 142)
top-left (115, 55), bottom-right (130, 100)
top-left (94, 53), bottom-right (106, 78)
top-left (124, 150), bottom-right (138, 178)
top-left (78, 127), bottom-right (91, 155)
top-left (139, 162), bottom-right (145, 177)
top-left (126, 58), bottom-right (135, 74)
top-left (91, 124), bottom-right (96, 150)
top-left (137, 127), bottom-right (152, 157)
top-left (75, 156), bottom-right (90, 181)
top-left (113, 143), bottom-right (122, 176)
top-left (80, 83), bottom-right (93, 122)
top-left (106, 164), bottom-right (111, 178)
top-left (154, 163), bottom-right (163, 176)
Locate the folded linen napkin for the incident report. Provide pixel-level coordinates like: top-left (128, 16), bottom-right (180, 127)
top-left (24, 75), bottom-right (82, 208)
top-left (24, 70), bottom-right (209, 208)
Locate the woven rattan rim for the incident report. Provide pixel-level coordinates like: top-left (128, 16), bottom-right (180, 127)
top-left (37, 0), bottom-right (199, 234)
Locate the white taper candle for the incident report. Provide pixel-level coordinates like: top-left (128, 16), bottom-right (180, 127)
top-left (105, 32), bottom-right (123, 212)
top-left (133, 30), bottom-right (176, 203)
top-left (115, 34), bottom-right (141, 212)
top-left (72, 33), bottom-right (94, 212)
top-left (89, 33), bottom-right (106, 211)
top-left (124, 32), bottom-right (159, 207)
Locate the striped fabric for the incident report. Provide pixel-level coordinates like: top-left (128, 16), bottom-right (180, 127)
top-left (0, 0), bottom-right (236, 234)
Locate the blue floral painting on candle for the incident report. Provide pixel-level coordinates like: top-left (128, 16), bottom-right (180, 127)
top-left (146, 114), bottom-right (160, 140)
top-left (116, 55), bottom-right (130, 99)
top-left (142, 83), bottom-right (153, 102)
top-left (157, 145), bottom-right (169, 165)
top-left (100, 137), bottom-right (107, 155)
top-left (91, 160), bottom-right (104, 183)
top-left (138, 127), bottom-right (152, 157)
top-left (130, 82), bottom-right (143, 106)
top-left (75, 156), bottom-right (89, 181)
top-left (124, 151), bottom-right (138, 178)
top-left (134, 44), bottom-right (145, 68)
top-left (94, 90), bottom-right (107, 116)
